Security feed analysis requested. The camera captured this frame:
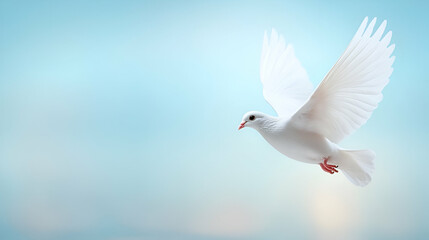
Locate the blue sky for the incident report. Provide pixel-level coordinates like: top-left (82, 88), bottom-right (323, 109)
top-left (0, 0), bottom-right (428, 240)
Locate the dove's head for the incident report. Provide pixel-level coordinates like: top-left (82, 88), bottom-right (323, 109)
top-left (238, 111), bottom-right (268, 130)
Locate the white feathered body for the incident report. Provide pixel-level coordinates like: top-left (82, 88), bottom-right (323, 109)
top-left (256, 118), bottom-right (338, 164)
top-left (240, 17), bottom-right (394, 186)
top-left (253, 116), bottom-right (376, 186)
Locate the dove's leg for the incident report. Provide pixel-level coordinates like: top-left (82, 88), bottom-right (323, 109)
top-left (323, 158), bottom-right (338, 172)
top-left (319, 163), bottom-right (334, 174)
top-left (320, 157), bottom-right (338, 174)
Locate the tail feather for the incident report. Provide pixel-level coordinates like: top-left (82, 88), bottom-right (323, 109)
top-left (337, 149), bottom-right (375, 186)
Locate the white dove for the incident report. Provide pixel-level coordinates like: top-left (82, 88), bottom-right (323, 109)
top-left (238, 17), bottom-right (395, 186)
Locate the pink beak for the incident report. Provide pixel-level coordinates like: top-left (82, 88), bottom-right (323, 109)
top-left (238, 121), bottom-right (247, 130)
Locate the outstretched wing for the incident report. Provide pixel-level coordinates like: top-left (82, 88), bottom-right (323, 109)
top-left (291, 17), bottom-right (395, 143)
top-left (260, 29), bottom-right (313, 118)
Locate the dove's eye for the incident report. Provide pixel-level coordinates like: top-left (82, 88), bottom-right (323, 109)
top-left (249, 115), bottom-right (255, 121)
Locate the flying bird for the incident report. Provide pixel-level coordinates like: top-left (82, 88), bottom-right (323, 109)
top-left (238, 17), bottom-right (395, 186)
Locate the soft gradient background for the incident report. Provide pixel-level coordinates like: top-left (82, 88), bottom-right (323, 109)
top-left (0, 1), bottom-right (428, 240)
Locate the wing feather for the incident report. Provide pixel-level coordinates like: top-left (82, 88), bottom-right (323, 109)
top-left (260, 29), bottom-right (313, 118)
top-left (291, 17), bottom-right (395, 143)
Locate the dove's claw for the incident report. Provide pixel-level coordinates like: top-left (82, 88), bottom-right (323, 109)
top-left (320, 157), bottom-right (339, 174)
top-left (320, 163), bottom-right (334, 174)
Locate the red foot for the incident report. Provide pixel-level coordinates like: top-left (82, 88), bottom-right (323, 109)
top-left (319, 163), bottom-right (334, 174)
top-left (319, 157), bottom-right (338, 174)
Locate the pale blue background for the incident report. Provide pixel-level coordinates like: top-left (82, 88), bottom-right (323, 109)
top-left (0, 1), bottom-right (428, 240)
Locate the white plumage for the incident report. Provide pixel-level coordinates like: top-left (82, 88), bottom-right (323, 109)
top-left (260, 29), bottom-right (313, 118)
top-left (239, 17), bottom-right (395, 186)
